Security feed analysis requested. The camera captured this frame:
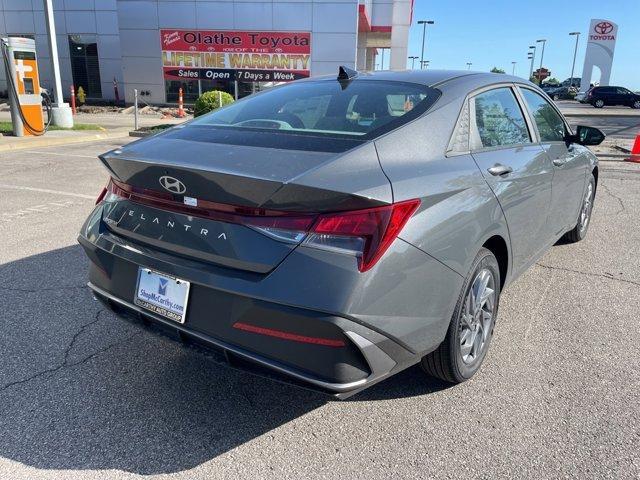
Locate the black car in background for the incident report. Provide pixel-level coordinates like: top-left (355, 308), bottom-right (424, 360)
top-left (586, 86), bottom-right (640, 109)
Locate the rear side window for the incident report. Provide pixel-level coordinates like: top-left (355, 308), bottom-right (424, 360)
top-left (191, 80), bottom-right (439, 140)
top-left (520, 88), bottom-right (566, 142)
top-left (470, 88), bottom-right (530, 149)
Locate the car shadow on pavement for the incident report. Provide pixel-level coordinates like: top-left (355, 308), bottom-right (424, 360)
top-left (0, 245), bottom-right (446, 475)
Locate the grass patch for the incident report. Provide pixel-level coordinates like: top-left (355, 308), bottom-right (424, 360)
top-left (0, 121), bottom-right (102, 135)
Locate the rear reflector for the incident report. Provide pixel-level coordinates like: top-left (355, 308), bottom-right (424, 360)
top-left (232, 322), bottom-right (346, 347)
top-left (100, 178), bottom-right (420, 272)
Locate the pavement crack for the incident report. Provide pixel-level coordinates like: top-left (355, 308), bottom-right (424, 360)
top-left (536, 263), bottom-right (640, 287)
top-left (599, 183), bottom-right (626, 215)
top-left (0, 309), bottom-right (139, 394)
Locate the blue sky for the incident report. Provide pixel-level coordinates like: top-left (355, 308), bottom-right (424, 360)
top-left (403, 0), bottom-right (640, 89)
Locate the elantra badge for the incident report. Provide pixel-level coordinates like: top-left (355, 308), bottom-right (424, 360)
top-left (159, 175), bottom-right (186, 194)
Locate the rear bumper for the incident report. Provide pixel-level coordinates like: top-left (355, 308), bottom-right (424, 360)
top-left (79, 232), bottom-right (421, 397)
top-left (88, 282), bottom-right (409, 397)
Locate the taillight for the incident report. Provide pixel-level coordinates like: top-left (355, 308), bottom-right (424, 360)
top-left (100, 178), bottom-right (419, 272)
top-left (303, 199), bottom-right (420, 272)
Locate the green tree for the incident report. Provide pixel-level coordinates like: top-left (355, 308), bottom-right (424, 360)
top-left (544, 77), bottom-right (560, 86)
top-left (194, 90), bottom-right (234, 117)
top-left (490, 67), bottom-right (505, 74)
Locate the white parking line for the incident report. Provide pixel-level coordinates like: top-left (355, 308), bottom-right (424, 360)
top-left (20, 150), bottom-right (97, 159)
top-left (0, 184), bottom-right (95, 200)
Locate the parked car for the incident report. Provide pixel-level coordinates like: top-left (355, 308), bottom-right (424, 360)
top-left (79, 69), bottom-right (603, 398)
top-left (586, 86), bottom-right (640, 108)
top-left (546, 86), bottom-right (577, 101)
top-left (575, 90), bottom-right (589, 103)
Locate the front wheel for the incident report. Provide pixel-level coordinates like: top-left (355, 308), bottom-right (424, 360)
top-left (562, 173), bottom-right (596, 243)
top-left (593, 99), bottom-right (605, 108)
top-left (632, 100), bottom-right (640, 109)
top-left (421, 248), bottom-right (500, 383)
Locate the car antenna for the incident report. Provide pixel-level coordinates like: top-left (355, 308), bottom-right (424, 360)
top-left (337, 65), bottom-right (358, 81)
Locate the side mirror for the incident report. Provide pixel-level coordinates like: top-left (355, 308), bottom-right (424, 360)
top-left (571, 125), bottom-right (605, 146)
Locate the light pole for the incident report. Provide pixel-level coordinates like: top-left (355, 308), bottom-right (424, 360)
top-left (409, 55), bottom-right (418, 69)
top-left (569, 32), bottom-right (580, 87)
top-left (417, 20), bottom-right (434, 71)
top-left (511, 61), bottom-right (517, 75)
top-left (421, 60), bottom-right (430, 69)
top-left (536, 38), bottom-right (547, 84)
top-left (380, 48), bottom-right (385, 70)
top-left (528, 45), bottom-right (536, 79)
top-left (466, 62), bottom-right (472, 70)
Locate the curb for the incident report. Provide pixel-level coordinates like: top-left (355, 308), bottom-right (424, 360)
top-left (0, 130), bottom-right (131, 153)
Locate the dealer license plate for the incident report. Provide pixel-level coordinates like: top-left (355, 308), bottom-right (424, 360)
top-left (134, 267), bottom-right (190, 324)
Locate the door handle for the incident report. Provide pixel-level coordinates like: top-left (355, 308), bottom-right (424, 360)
top-left (487, 164), bottom-right (513, 176)
top-left (553, 158), bottom-right (567, 167)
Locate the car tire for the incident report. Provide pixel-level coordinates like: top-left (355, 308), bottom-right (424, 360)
top-left (593, 99), bottom-right (605, 108)
top-left (562, 173), bottom-right (596, 243)
top-left (553, 94), bottom-right (559, 101)
top-left (421, 248), bottom-right (500, 383)
top-left (632, 100), bottom-right (640, 109)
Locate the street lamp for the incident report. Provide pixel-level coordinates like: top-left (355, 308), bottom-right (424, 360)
top-left (536, 39), bottom-right (547, 83)
top-left (528, 45), bottom-right (536, 79)
top-left (417, 20), bottom-right (435, 72)
top-left (569, 32), bottom-right (580, 87)
top-left (421, 60), bottom-right (430, 69)
top-left (408, 55), bottom-right (418, 69)
top-left (466, 62), bottom-right (472, 70)
top-left (511, 61), bottom-right (517, 75)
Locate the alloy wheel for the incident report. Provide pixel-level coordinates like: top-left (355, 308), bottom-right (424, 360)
top-left (595, 100), bottom-right (604, 108)
top-left (579, 182), bottom-right (594, 234)
top-left (633, 100), bottom-right (640, 109)
top-left (459, 268), bottom-right (495, 364)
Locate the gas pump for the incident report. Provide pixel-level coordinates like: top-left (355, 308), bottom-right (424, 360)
top-left (1, 36), bottom-right (52, 136)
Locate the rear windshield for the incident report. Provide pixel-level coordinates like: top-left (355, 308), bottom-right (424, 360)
top-left (190, 79), bottom-right (439, 140)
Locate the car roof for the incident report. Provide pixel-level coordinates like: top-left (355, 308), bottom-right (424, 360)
top-left (306, 69), bottom-right (538, 90)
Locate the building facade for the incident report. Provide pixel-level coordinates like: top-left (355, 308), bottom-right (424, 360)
top-left (0, 0), bottom-right (411, 104)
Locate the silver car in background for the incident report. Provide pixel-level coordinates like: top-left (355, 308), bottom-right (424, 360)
top-left (80, 68), bottom-right (603, 397)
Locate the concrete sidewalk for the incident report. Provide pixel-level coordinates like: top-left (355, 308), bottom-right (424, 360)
top-left (0, 111), bottom-right (187, 153)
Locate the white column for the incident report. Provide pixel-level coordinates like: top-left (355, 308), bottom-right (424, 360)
top-left (389, 0), bottom-right (411, 70)
top-left (43, 0), bottom-right (73, 127)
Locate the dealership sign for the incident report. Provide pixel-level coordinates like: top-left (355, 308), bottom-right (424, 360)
top-left (579, 19), bottom-right (618, 93)
top-left (160, 29), bottom-right (311, 82)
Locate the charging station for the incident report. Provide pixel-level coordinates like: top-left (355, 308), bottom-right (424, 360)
top-left (1, 36), bottom-right (51, 136)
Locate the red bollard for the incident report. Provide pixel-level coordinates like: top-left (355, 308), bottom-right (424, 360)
top-left (70, 85), bottom-right (76, 115)
top-left (178, 87), bottom-right (185, 118)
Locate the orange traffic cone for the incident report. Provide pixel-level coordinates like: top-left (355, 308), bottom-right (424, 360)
top-left (632, 133), bottom-right (640, 155)
top-left (626, 132), bottom-right (640, 163)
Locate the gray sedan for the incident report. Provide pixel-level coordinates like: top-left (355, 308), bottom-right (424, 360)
top-left (79, 68), bottom-right (603, 397)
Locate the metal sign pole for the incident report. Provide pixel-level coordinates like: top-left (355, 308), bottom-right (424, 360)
top-left (134, 88), bottom-right (139, 131)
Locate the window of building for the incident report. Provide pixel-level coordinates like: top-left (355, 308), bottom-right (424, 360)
top-left (68, 35), bottom-right (102, 98)
top-left (520, 88), bottom-right (566, 142)
top-left (470, 88), bottom-right (530, 149)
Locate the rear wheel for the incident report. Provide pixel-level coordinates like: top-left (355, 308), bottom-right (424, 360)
top-left (593, 99), bottom-right (605, 108)
top-left (421, 248), bottom-right (500, 383)
top-left (562, 174), bottom-right (595, 243)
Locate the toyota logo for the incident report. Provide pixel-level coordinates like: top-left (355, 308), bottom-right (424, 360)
top-left (594, 21), bottom-right (613, 34)
top-left (159, 176), bottom-right (186, 194)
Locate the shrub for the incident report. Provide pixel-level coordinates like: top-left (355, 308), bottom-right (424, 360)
top-left (193, 90), bottom-right (234, 117)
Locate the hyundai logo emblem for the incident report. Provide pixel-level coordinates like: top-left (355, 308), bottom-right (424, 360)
top-left (159, 175), bottom-right (186, 194)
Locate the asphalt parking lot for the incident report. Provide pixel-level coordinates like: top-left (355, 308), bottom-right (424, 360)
top-left (1, 138), bottom-right (639, 479)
